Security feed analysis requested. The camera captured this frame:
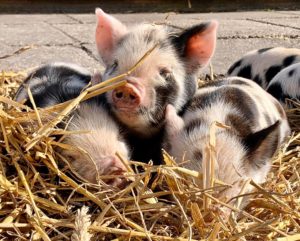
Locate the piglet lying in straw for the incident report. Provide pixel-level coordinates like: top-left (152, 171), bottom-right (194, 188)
top-left (15, 62), bottom-right (129, 186)
top-left (95, 8), bottom-right (218, 163)
top-left (163, 77), bottom-right (291, 208)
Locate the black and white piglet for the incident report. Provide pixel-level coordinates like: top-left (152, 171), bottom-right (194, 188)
top-left (227, 47), bottom-right (300, 89)
top-left (15, 63), bottom-right (129, 186)
top-left (95, 8), bottom-right (218, 163)
top-left (164, 77), bottom-right (290, 202)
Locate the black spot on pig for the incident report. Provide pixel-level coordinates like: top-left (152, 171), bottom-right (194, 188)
top-left (193, 150), bottom-right (203, 161)
top-left (153, 73), bottom-right (179, 127)
top-left (283, 55), bottom-right (297, 67)
top-left (267, 82), bottom-right (285, 103)
top-left (288, 69), bottom-right (295, 77)
top-left (184, 118), bottom-right (203, 135)
top-left (257, 47), bottom-right (273, 54)
top-left (265, 65), bottom-right (282, 83)
top-left (226, 114), bottom-right (252, 137)
top-left (237, 65), bottom-right (252, 80)
top-left (253, 75), bottom-right (262, 86)
top-left (227, 60), bottom-right (242, 75)
top-left (189, 84), bottom-right (258, 123)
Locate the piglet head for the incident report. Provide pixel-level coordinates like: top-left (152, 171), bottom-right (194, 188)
top-left (95, 9), bottom-right (218, 136)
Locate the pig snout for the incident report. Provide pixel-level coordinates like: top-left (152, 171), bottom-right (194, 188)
top-left (101, 156), bottom-right (128, 187)
top-left (112, 83), bottom-right (143, 110)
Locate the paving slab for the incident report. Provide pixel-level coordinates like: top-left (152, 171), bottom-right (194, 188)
top-left (0, 45), bottom-right (99, 72)
top-left (0, 22), bottom-right (73, 48)
top-left (1, 11), bottom-right (300, 75)
top-left (247, 17), bottom-right (300, 30)
top-left (53, 23), bottom-right (95, 43)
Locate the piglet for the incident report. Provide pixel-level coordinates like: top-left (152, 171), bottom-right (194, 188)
top-left (227, 47), bottom-right (300, 89)
top-left (62, 102), bottom-right (129, 186)
top-left (95, 8), bottom-right (218, 163)
top-left (15, 62), bottom-right (130, 186)
top-left (163, 77), bottom-right (290, 204)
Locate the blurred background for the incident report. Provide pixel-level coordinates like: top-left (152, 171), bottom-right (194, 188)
top-left (1, 0), bottom-right (299, 13)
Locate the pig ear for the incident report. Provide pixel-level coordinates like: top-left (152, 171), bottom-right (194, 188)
top-left (244, 120), bottom-right (281, 164)
top-left (165, 104), bottom-right (184, 136)
top-left (95, 8), bottom-right (128, 65)
top-left (172, 21), bottom-right (218, 73)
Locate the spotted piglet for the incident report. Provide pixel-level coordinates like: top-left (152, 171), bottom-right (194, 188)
top-left (227, 47), bottom-right (300, 107)
top-left (227, 47), bottom-right (300, 89)
top-left (15, 63), bottom-right (129, 186)
top-left (267, 63), bottom-right (300, 106)
top-left (95, 8), bottom-right (218, 163)
top-left (164, 77), bottom-right (290, 204)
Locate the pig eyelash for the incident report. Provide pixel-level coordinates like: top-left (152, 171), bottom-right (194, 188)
top-left (106, 61), bottom-right (119, 75)
top-left (159, 68), bottom-right (171, 79)
top-left (110, 61), bottom-right (118, 71)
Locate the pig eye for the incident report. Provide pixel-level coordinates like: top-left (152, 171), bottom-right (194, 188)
top-left (159, 68), bottom-right (171, 79)
top-left (110, 61), bottom-right (118, 72)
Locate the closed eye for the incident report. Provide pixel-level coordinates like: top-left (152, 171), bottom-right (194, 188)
top-left (159, 67), bottom-right (171, 79)
top-left (106, 60), bottom-right (118, 75)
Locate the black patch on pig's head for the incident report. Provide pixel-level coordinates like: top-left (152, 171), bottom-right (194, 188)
top-left (227, 59), bottom-right (242, 75)
top-left (226, 114), bottom-right (252, 137)
top-left (257, 47), bottom-right (273, 54)
top-left (152, 72), bottom-right (179, 127)
top-left (237, 65), bottom-right (252, 80)
top-left (24, 77), bottom-right (90, 108)
top-left (189, 84), bottom-right (258, 124)
top-left (184, 118), bottom-right (203, 136)
top-left (15, 64), bottom-right (91, 106)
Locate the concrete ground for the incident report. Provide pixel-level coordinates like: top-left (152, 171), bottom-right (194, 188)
top-left (0, 10), bottom-right (300, 75)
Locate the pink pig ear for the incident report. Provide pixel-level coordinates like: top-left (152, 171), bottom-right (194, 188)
top-left (95, 8), bottom-right (128, 65)
top-left (173, 21), bottom-right (218, 73)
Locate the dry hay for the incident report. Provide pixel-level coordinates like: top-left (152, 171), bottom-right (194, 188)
top-left (0, 63), bottom-right (299, 241)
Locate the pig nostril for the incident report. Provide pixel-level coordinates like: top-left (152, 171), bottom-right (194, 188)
top-left (115, 92), bottom-right (123, 99)
top-left (129, 94), bottom-right (136, 100)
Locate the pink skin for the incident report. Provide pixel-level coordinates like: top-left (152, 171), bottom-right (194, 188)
top-left (112, 83), bottom-right (143, 111)
top-left (165, 104), bottom-right (184, 136)
top-left (98, 156), bottom-right (127, 187)
top-left (111, 78), bottom-right (148, 112)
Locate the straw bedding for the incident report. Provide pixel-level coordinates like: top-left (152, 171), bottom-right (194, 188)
top-left (0, 68), bottom-right (299, 241)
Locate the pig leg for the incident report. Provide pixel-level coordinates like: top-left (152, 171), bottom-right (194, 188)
top-left (165, 104), bottom-right (184, 137)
